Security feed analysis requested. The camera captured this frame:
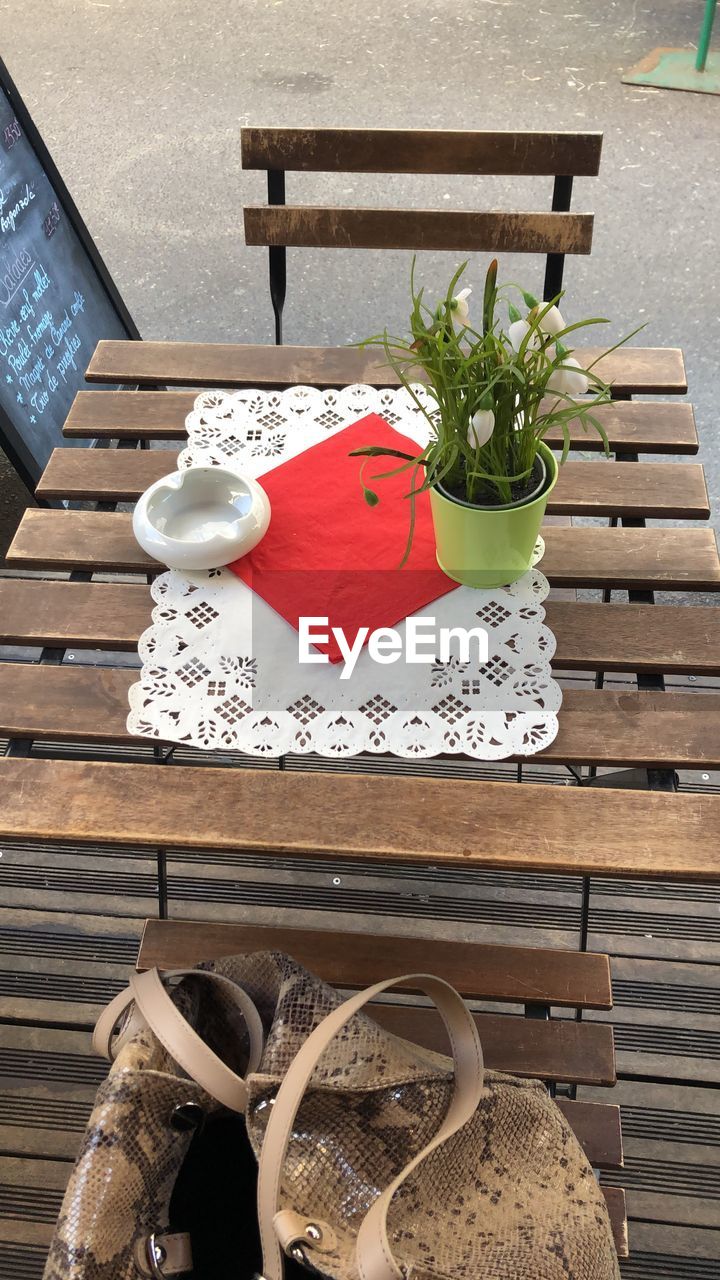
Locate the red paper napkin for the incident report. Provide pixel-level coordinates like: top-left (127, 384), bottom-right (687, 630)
top-left (229, 413), bottom-right (455, 662)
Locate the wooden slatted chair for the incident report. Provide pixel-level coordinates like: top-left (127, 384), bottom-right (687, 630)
top-left (239, 126), bottom-right (602, 343)
top-left (137, 917), bottom-right (628, 1258)
top-left (79, 125), bottom-right (689, 424)
top-left (79, 125), bottom-right (689, 416)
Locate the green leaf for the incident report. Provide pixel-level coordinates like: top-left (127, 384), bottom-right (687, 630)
top-left (585, 412), bottom-right (611, 457)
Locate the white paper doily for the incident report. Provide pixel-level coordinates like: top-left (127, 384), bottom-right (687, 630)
top-left (128, 386), bottom-right (563, 760)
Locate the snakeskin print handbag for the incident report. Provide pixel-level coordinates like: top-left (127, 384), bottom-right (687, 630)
top-left (44, 952), bottom-right (620, 1280)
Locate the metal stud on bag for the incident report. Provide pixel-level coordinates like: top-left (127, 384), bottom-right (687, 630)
top-left (169, 1101), bottom-right (205, 1132)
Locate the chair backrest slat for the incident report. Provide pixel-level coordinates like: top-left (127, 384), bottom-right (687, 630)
top-left (138, 918), bottom-right (613, 1009)
top-left (241, 127), bottom-right (603, 177)
top-left (240, 125), bottom-right (603, 341)
top-left (244, 205), bottom-right (594, 255)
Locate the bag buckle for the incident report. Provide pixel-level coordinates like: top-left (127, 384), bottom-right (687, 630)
top-left (145, 1234), bottom-right (168, 1279)
top-left (138, 1231), bottom-right (192, 1278)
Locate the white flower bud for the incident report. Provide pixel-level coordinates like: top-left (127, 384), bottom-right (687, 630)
top-left (547, 366), bottom-right (568, 393)
top-left (468, 408), bottom-right (495, 448)
top-left (536, 304), bottom-right (566, 336)
top-left (508, 319), bottom-right (531, 351)
top-left (509, 318), bottom-right (553, 363)
top-left (562, 356), bottom-right (589, 396)
top-left (547, 357), bottom-right (589, 398)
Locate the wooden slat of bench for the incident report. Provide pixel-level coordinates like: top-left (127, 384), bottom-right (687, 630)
top-left (367, 1007), bottom-right (615, 1086)
top-left (602, 1187), bottom-right (628, 1258)
top-left (2, 664), bottom-right (718, 770)
top-left (36, 448), bottom-right (711, 519)
top-left (2, 755), bottom-right (719, 880)
top-left (8, 511), bottom-right (719, 588)
top-left (85, 341), bottom-right (688, 395)
top-left (243, 206), bottom-right (595, 255)
top-left (555, 1100), bottom-right (623, 1170)
top-left (240, 127), bottom-right (604, 176)
top-left (3, 581), bottom-right (717, 676)
top-left (63, 390), bottom-right (699, 454)
top-left (137, 918), bottom-right (612, 1008)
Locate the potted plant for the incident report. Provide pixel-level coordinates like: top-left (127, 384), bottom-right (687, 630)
top-left (352, 259), bottom-right (636, 587)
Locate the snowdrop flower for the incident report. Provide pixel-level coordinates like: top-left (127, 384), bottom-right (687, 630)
top-left (508, 318), bottom-right (531, 351)
top-left (451, 287), bottom-right (471, 327)
top-left (562, 357), bottom-right (589, 395)
top-left (469, 407), bottom-right (495, 449)
top-left (548, 357), bottom-right (589, 397)
top-left (508, 319), bottom-right (554, 362)
top-left (535, 304), bottom-right (566, 336)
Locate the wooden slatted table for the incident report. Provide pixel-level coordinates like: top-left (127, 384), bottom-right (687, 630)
top-left (1, 339), bottom-right (718, 1267)
top-left (1, 339), bottom-right (718, 831)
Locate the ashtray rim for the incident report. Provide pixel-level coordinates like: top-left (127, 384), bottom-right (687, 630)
top-left (133, 464), bottom-right (271, 569)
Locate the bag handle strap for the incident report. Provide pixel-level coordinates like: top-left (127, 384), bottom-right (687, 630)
top-left (256, 973), bottom-right (484, 1280)
top-left (93, 968), bottom-right (264, 1114)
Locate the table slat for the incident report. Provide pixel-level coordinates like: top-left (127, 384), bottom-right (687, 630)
top-left (546, 599), bottom-right (720, 673)
top-left (36, 449), bottom-right (711, 519)
top-left (2, 581), bottom-right (717, 675)
top-left (8, 511), bottom-right (719, 588)
top-left (0, 581), bottom-right (148, 651)
top-left (65, 391), bottom-right (197, 439)
top-left (85, 342), bottom-right (688, 395)
top-left (64, 391), bottom-right (699, 454)
top-left (1, 664), bottom-right (718, 769)
top-left (1, 756), bottom-right (718, 880)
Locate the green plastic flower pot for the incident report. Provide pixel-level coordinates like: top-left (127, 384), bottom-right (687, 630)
top-left (429, 441), bottom-right (559, 588)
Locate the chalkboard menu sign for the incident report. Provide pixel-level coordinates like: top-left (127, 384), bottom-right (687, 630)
top-left (0, 57), bottom-right (138, 488)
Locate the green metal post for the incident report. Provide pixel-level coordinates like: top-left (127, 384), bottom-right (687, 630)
top-left (697, 0), bottom-right (717, 71)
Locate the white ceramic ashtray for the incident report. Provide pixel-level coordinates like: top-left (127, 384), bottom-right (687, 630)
top-left (133, 466), bottom-right (271, 570)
